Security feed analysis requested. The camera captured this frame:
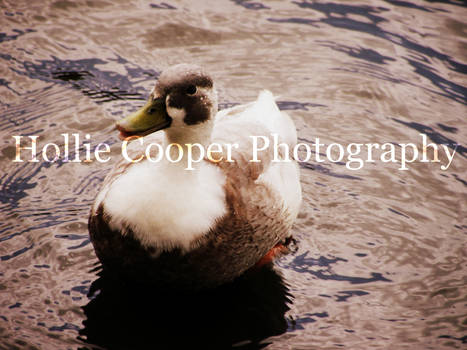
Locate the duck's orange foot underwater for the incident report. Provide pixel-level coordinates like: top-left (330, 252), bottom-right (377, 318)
top-left (254, 237), bottom-right (295, 268)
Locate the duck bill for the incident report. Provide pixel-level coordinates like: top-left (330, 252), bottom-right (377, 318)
top-left (116, 97), bottom-right (172, 139)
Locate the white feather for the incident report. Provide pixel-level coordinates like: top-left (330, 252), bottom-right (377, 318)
top-left (98, 89), bottom-right (300, 252)
top-left (102, 158), bottom-right (226, 252)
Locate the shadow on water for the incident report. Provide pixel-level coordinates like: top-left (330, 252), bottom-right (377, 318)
top-left (392, 118), bottom-right (467, 158)
top-left (3, 54), bottom-right (158, 104)
top-left (268, 1), bottom-right (467, 105)
top-left (79, 264), bottom-right (291, 350)
top-left (290, 252), bottom-right (392, 285)
top-left (230, 0), bottom-right (270, 10)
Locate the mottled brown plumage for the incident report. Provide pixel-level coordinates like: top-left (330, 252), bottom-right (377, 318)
top-left (89, 64), bottom-right (301, 291)
top-left (89, 152), bottom-right (294, 290)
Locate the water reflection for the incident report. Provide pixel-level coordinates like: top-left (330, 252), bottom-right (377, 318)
top-left (289, 252), bottom-right (391, 284)
top-left (12, 55), bottom-right (157, 103)
top-left (80, 264), bottom-right (291, 349)
top-left (1, 0), bottom-right (466, 348)
top-left (269, 1), bottom-right (467, 104)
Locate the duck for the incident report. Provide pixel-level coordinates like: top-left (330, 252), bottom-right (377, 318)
top-left (89, 64), bottom-right (301, 291)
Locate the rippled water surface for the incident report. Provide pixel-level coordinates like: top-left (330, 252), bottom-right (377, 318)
top-left (1, 0), bottom-right (466, 349)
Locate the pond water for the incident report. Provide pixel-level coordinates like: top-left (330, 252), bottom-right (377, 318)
top-left (1, 0), bottom-right (466, 349)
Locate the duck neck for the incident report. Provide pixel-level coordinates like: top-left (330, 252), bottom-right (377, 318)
top-left (163, 120), bottom-right (214, 168)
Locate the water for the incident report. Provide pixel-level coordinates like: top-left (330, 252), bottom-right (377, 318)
top-left (1, 0), bottom-right (466, 349)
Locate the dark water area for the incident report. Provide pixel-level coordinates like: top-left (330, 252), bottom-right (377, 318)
top-left (1, 0), bottom-right (466, 349)
top-left (81, 265), bottom-right (292, 349)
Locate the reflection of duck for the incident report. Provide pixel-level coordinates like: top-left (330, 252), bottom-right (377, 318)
top-left (80, 264), bottom-right (291, 349)
top-left (89, 64), bottom-right (301, 290)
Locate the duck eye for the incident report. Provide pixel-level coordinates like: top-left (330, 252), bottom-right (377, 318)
top-left (147, 107), bottom-right (157, 114)
top-left (185, 85), bottom-right (197, 95)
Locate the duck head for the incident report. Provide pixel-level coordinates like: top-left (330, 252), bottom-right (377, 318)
top-left (116, 64), bottom-right (218, 146)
